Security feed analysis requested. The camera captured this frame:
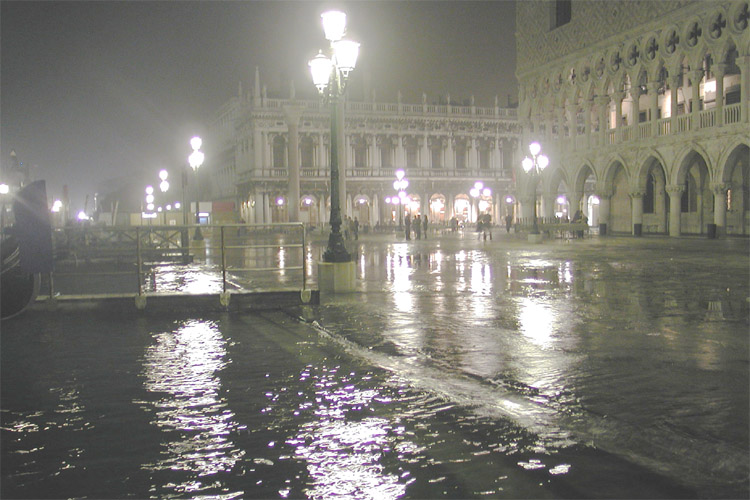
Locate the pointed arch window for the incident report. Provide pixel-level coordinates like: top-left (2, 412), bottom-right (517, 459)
top-left (644, 173), bottom-right (655, 213)
top-left (272, 136), bottom-right (286, 169)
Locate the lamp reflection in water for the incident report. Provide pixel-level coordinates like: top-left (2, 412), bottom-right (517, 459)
top-left (141, 320), bottom-right (244, 496)
top-left (287, 365), bottom-right (407, 499)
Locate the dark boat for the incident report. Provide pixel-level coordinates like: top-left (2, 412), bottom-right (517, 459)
top-left (1, 180), bottom-right (53, 321)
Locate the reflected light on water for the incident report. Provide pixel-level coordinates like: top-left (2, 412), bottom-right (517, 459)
top-left (519, 298), bottom-right (556, 348)
top-left (288, 366), bottom-right (407, 500)
top-left (141, 320), bottom-right (244, 495)
top-left (152, 265), bottom-right (224, 294)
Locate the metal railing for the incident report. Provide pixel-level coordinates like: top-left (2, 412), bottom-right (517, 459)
top-left (45, 223), bottom-right (307, 299)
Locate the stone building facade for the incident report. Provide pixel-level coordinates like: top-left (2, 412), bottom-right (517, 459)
top-left (516, 0), bottom-right (749, 236)
top-left (205, 70), bottom-right (520, 229)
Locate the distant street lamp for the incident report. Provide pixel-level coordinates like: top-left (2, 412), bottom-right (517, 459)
top-left (393, 169), bottom-right (408, 229)
top-left (521, 142), bottom-right (549, 235)
top-left (309, 10), bottom-right (360, 263)
top-left (188, 136), bottom-right (205, 240)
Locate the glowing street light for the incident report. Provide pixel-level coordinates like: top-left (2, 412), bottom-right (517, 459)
top-left (521, 141), bottom-right (549, 235)
top-left (309, 10), bottom-right (360, 263)
top-left (188, 136), bottom-right (205, 240)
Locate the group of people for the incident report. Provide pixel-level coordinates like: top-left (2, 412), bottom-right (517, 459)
top-left (404, 214), bottom-right (428, 240)
top-left (342, 215), bottom-right (360, 240)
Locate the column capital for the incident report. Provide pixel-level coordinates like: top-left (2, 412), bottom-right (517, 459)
top-left (282, 104), bottom-right (304, 125)
top-left (629, 191), bottom-right (644, 199)
top-left (688, 70), bottom-right (704, 85)
top-left (712, 182), bottom-right (731, 194)
top-left (666, 184), bottom-right (685, 195)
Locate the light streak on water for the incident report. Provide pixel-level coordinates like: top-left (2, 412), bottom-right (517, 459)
top-left (140, 319), bottom-right (245, 497)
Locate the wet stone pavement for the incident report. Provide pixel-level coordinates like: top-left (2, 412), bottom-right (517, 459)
top-left (2, 230), bottom-right (748, 499)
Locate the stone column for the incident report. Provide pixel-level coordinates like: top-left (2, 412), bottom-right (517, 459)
top-left (446, 136), bottom-right (454, 169)
top-left (568, 190), bottom-right (583, 217)
top-left (630, 85), bottom-right (641, 129)
top-left (519, 196), bottom-right (535, 226)
top-left (630, 191), bottom-right (643, 235)
top-left (396, 135), bottom-right (405, 167)
top-left (369, 135), bottom-right (378, 169)
top-left (597, 191), bottom-right (612, 235)
top-left (542, 192), bottom-right (556, 222)
top-left (669, 75), bottom-right (680, 133)
top-left (715, 63), bottom-right (726, 126)
top-left (647, 81), bottom-right (659, 136)
top-left (596, 96), bottom-right (609, 146)
top-left (262, 192), bottom-right (271, 224)
top-left (712, 183), bottom-right (729, 235)
top-left (283, 105), bottom-right (303, 222)
top-left (584, 99), bottom-right (593, 149)
top-left (666, 184), bottom-right (684, 237)
top-left (422, 134), bottom-right (430, 168)
top-left (689, 70), bottom-right (703, 125)
top-left (253, 129), bottom-right (263, 170)
top-left (318, 133), bottom-right (327, 173)
top-left (613, 91), bottom-right (624, 141)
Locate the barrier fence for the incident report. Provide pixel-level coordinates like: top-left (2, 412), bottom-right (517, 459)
top-left (45, 223), bottom-right (307, 299)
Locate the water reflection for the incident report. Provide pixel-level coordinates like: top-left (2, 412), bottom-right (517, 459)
top-left (518, 298), bottom-right (555, 349)
top-left (149, 264), bottom-right (225, 294)
top-left (287, 366), bottom-right (408, 499)
top-left (140, 319), bottom-right (244, 496)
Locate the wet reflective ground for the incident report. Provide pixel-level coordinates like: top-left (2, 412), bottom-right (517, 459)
top-left (2, 233), bottom-right (748, 498)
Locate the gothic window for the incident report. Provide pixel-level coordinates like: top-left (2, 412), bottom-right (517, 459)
top-left (479, 146), bottom-right (490, 170)
top-left (300, 136), bottom-right (315, 168)
top-left (406, 145), bottom-right (418, 168)
top-left (272, 135), bottom-right (286, 169)
top-left (379, 139), bottom-right (393, 168)
top-left (644, 173), bottom-right (655, 213)
top-left (455, 141), bottom-right (467, 170)
top-left (431, 145), bottom-right (443, 169)
top-left (681, 174), bottom-right (698, 212)
top-left (354, 141), bottom-right (367, 168)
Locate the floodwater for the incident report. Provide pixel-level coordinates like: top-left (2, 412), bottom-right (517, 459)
top-left (2, 233), bottom-right (748, 499)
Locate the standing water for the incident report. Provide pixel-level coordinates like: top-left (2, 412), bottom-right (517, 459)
top-left (2, 234), bottom-right (748, 498)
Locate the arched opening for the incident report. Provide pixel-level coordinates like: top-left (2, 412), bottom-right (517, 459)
top-left (677, 151), bottom-right (712, 234)
top-left (724, 144), bottom-right (749, 235)
top-left (453, 194), bottom-right (471, 223)
top-left (352, 195), bottom-right (371, 229)
top-left (300, 195), bottom-right (318, 225)
top-left (608, 162), bottom-right (632, 233)
top-left (429, 194), bottom-right (447, 223)
top-left (272, 195), bottom-right (288, 223)
top-left (640, 157), bottom-right (668, 234)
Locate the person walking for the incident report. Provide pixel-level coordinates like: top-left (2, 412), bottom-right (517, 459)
top-left (414, 215), bottom-right (421, 240)
top-left (422, 215), bottom-right (428, 239)
top-left (353, 217), bottom-right (359, 240)
top-left (505, 213), bottom-right (513, 233)
top-left (404, 212), bottom-right (411, 240)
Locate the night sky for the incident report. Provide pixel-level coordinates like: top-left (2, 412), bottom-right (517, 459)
top-left (1, 1), bottom-right (517, 212)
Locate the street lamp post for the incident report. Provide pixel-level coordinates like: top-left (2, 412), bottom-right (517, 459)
top-left (158, 169), bottom-right (169, 225)
top-left (309, 10), bottom-right (359, 263)
top-left (393, 169), bottom-right (408, 230)
top-left (521, 142), bottom-right (549, 235)
top-left (188, 137), bottom-right (205, 241)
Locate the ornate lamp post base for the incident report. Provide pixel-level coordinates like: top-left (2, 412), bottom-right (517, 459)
top-left (322, 231), bottom-right (350, 262)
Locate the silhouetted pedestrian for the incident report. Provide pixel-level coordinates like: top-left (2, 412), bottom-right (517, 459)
top-left (422, 215), bottom-right (428, 239)
top-left (404, 213), bottom-right (411, 240)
